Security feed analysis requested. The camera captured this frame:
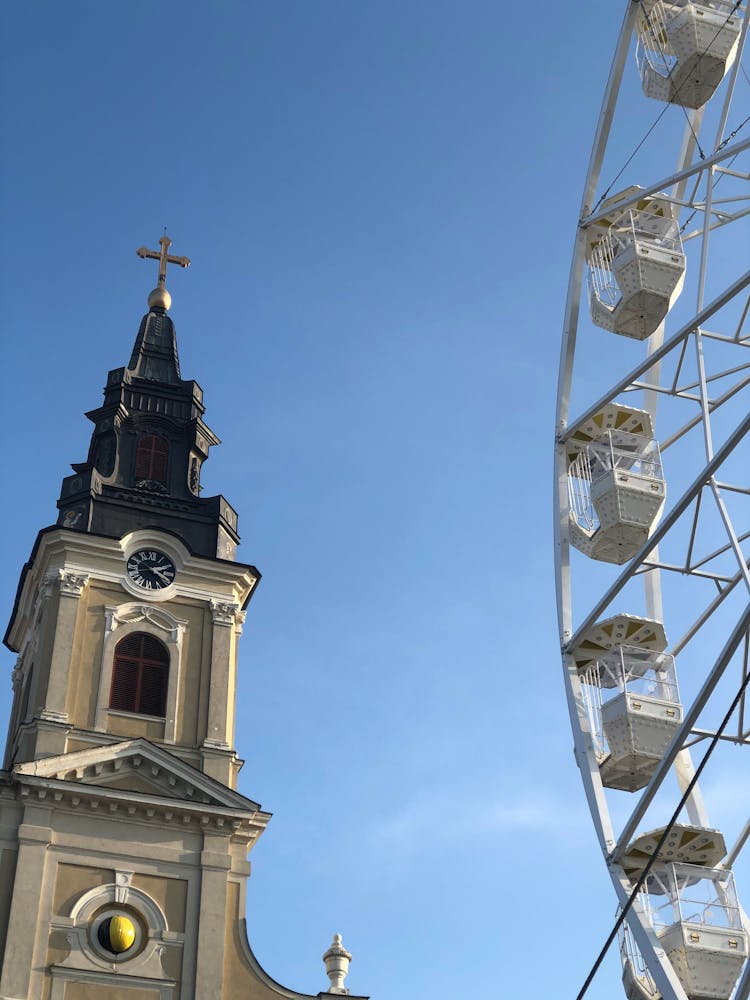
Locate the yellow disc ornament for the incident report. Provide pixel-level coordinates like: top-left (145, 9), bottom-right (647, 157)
top-left (97, 914), bottom-right (136, 954)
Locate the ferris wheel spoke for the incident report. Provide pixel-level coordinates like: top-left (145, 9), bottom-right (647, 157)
top-left (583, 135), bottom-right (750, 229)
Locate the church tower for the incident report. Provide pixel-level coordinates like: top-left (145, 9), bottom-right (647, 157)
top-left (0, 239), bottom-right (362, 1000)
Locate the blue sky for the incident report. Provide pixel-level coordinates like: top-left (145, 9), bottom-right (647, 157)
top-left (1, 4), bottom-right (749, 999)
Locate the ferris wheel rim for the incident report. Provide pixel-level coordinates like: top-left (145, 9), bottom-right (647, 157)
top-left (553, 3), bottom-right (750, 998)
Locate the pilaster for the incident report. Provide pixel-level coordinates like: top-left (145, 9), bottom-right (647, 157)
top-left (193, 829), bottom-right (232, 1000)
top-left (0, 805), bottom-right (52, 999)
top-left (42, 570), bottom-right (89, 724)
top-left (204, 601), bottom-right (244, 751)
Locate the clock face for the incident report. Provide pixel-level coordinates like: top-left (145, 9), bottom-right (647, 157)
top-left (126, 550), bottom-right (176, 591)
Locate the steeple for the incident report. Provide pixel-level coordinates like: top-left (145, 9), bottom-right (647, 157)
top-left (56, 235), bottom-right (240, 560)
top-left (1, 239), bottom-right (367, 1000)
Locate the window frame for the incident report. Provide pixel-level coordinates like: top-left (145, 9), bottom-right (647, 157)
top-left (134, 433), bottom-right (169, 485)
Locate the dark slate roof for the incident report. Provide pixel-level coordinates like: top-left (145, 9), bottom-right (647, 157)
top-left (127, 308), bottom-right (182, 383)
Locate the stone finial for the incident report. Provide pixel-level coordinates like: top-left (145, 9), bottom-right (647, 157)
top-left (323, 933), bottom-right (352, 995)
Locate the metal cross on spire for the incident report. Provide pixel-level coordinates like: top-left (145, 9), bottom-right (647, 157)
top-left (136, 234), bottom-right (190, 288)
top-left (136, 234), bottom-right (190, 312)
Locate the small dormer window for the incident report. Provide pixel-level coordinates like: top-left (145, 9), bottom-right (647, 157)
top-left (135, 433), bottom-right (168, 485)
top-left (109, 632), bottom-right (168, 717)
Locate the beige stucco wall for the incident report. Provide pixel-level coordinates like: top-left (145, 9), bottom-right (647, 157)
top-left (223, 881), bottom-right (281, 1000)
top-left (131, 873), bottom-right (187, 934)
top-left (53, 862), bottom-right (113, 916)
top-left (52, 810), bottom-right (202, 858)
top-left (44, 931), bottom-right (72, 996)
top-left (65, 985), bottom-right (160, 1000)
top-left (68, 580), bottom-right (109, 724)
top-left (0, 848), bottom-right (18, 976)
top-left (44, 862), bottom-right (116, 995)
top-left (105, 713), bottom-right (166, 741)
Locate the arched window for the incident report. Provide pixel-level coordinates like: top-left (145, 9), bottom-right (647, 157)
top-left (109, 632), bottom-right (169, 717)
top-left (135, 433), bottom-right (168, 484)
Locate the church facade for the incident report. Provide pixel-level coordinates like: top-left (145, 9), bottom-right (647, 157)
top-left (0, 240), bottom-right (362, 1000)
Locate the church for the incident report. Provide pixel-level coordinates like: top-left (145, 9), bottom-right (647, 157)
top-left (0, 238), bottom-right (364, 1000)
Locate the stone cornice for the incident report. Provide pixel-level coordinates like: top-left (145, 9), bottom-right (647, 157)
top-left (13, 774), bottom-right (270, 840)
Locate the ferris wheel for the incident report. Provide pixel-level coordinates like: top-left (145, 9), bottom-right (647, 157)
top-left (554, 3), bottom-right (750, 998)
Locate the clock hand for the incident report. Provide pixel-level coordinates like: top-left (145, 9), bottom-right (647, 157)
top-left (151, 566), bottom-right (171, 582)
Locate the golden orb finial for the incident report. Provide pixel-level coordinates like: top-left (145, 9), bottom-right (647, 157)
top-left (147, 286), bottom-right (172, 311)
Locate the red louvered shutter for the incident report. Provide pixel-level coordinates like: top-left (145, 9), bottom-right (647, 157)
top-left (110, 632), bottom-right (169, 717)
top-left (140, 664), bottom-right (167, 716)
top-left (109, 658), bottom-right (137, 711)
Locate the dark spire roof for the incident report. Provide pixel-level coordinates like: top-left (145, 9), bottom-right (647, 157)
top-left (55, 300), bottom-right (240, 560)
top-left (127, 307), bottom-right (182, 383)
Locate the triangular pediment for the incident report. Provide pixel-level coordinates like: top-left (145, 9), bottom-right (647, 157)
top-left (13, 739), bottom-right (261, 814)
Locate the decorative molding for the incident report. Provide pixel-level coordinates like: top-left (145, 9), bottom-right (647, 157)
top-left (104, 604), bottom-right (187, 644)
top-left (115, 870), bottom-right (134, 904)
top-left (58, 570), bottom-right (89, 598)
top-left (112, 488), bottom-right (193, 512)
top-left (68, 879), bottom-right (167, 930)
top-left (48, 880), bottom-right (177, 998)
top-left (210, 599), bottom-right (241, 627)
top-left (11, 658), bottom-right (23, 694)
top-left (33, 575), bottom-right (56, 618)
top-left (38, 709), bottom-right (69, 724)
top-left (95, 604), bottom-right (187, 741)
top-left (135, 479), bottom-right (169, 494)
top-left (50, 966), bottom-right (177, 1000)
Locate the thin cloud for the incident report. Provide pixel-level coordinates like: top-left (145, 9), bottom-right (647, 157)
top-left (370, 789), bottom-right (588, 854)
